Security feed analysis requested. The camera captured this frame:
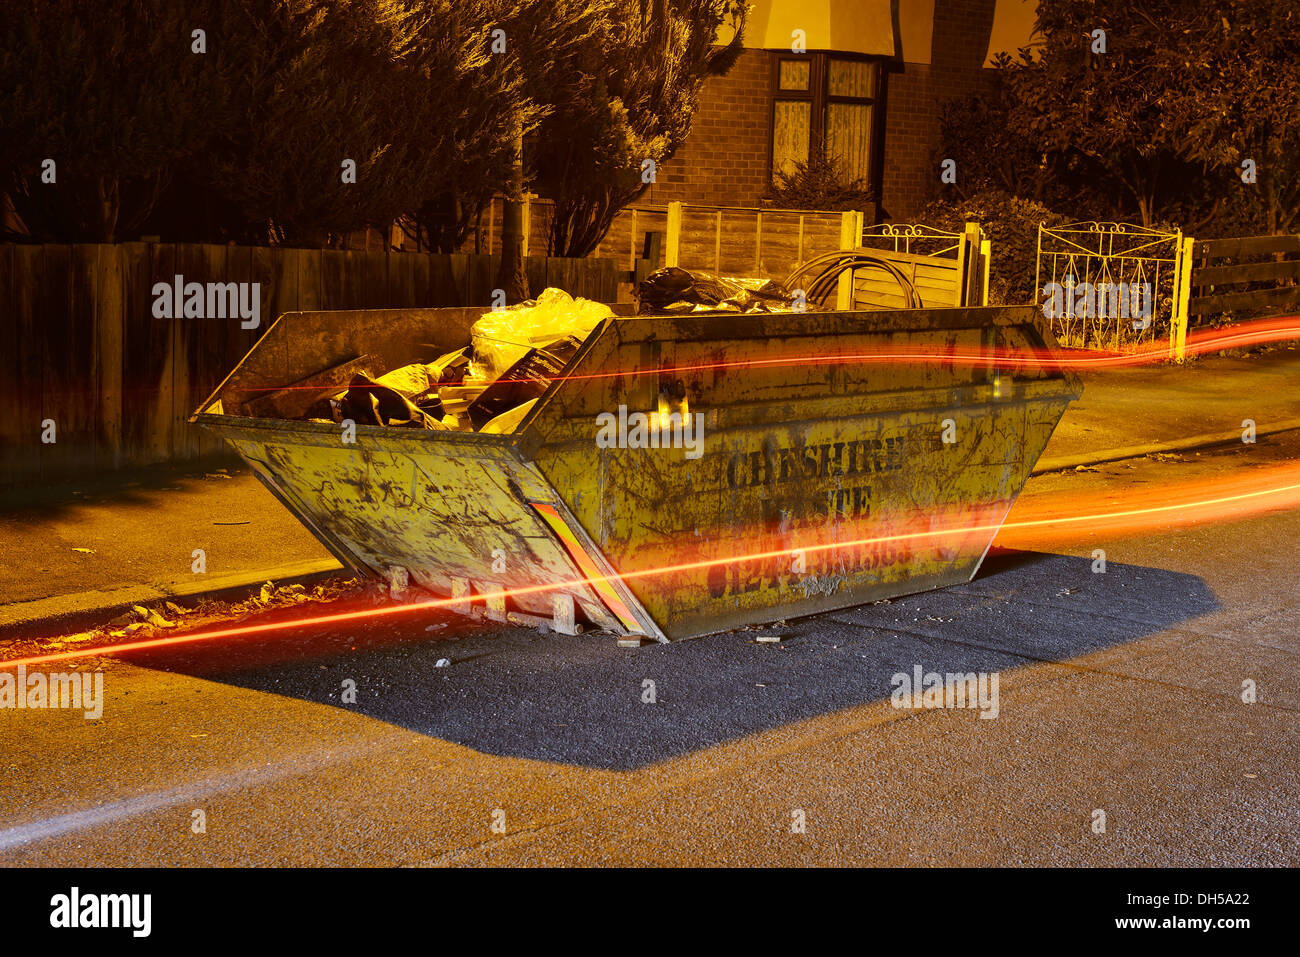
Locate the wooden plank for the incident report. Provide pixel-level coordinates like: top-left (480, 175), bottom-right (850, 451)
top-left (95, 245), bottom-right (125, 471)
top-left (1188, 285), bottom-right (1300, 316)
top-left (912, 259), bottom-right (961, 276)
top-left (448, 253), bottom-right (470, 306)
top-left (578, 257), bottom-right (597, 297)
top-left (714, 210), bottom-right (722, 273)
top-left (1197, 235), bottom-right (1300, 259)
top-left (854, 296), bottom-right (910, 310)
top-left (362, 250), bottom-right (388, 307)
top-left (69, 244), bottom-right (103, 473)
top-left (117, 243), bottom-right (152, 467)
top-left (597, 257), bottom-right (619, 302)
top-left (297, 247), bottom-right (323, 310)
top-left (860, 247), bottom-right (961, 269)
top-left (146, 244), bottom-right (177, 463)
top-left (665, 202), bottom-right (682, 267)
top-left (243, 355), bottom-right (374, 419)
top-left (8, 246), bottom-right (44, 485)
top-left (389, 251), bottom-right (416, 308)
top-left (605, 257), bottom-right (621, 302)
top-left (524, 255), bottom-right (547, 299)
top-left (223, 245), bottom-right (257, 358)
top-left (410, 251), bottom-right (432, 307)
top-left (1171, 235), bottom-right (1194, 361)
top-left (468, 252), bottom-right (496, 305)
top-left (340, 250), bottom-right (365, 310)
top-left (197, 243), bottom-right (235, 459)
top-left (0, 245), bottom-right (25, 485)
top-left (172, 243), bottom-right (206, 462)
top-left (427, 253), bottom-right (457, 306)
top-left (566, 254), bottom-right (587, 295)
top-left (1193, 258), bottom-right (1300, 286)
top-left (569, 257), bottom-right (589, 298)
top-left (38, 245), bottom-right (76, 479)
top-left (214, 244), bottom-right (256, 456)
top-left (252, 245), bottom-right (296, 329)
top-left (321, 248), bottom-right (347, 310)
top-left (545, 257), bottom-right (571, 297)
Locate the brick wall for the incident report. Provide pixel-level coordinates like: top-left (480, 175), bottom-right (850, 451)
top-left (648, 48), bottom-right (773, 208)
top-left (880, 0), bottom-right (998, 220)
top-left (631, 1), bottom-right (1001, 223)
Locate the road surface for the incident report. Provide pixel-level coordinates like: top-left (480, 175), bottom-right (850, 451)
top-left (2, 432), bottom-right (1297, 866)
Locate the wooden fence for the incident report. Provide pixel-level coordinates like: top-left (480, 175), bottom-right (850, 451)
top-left (464, 198), bottom-right (862, 296)
top-left (595, 202), bottom-right (858, 284)
top-left (1155, 233), bottom-right (1300, 359)
top-left (1187, 234), bottom-right (1300, 317)
top-left (855, 223), bottom-right (989, 310)
top-left (0, 243), bottom-right (620, 487)
top-left (466, 194), bottom-right (558, 258)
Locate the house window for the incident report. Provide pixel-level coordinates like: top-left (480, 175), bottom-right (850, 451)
top-left (771, 53), bottom-right (881, 191)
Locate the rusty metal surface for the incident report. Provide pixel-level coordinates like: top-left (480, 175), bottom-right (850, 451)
top-left (201, 417), bottom-right (652, 637)
top-left (526, 306), bottom-right (1077, 638)
top-left (197, 304), bottom-right (1078, 641)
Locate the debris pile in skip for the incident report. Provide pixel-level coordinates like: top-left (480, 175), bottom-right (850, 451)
top-left (242, 270), bottom-right (800, 434)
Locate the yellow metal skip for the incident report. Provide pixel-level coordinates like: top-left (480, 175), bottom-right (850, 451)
top-left (196, 304), bottom-right (1079, 641)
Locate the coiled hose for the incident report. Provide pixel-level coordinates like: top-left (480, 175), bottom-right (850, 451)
top-left (784, 250), bottom-right (924, 310)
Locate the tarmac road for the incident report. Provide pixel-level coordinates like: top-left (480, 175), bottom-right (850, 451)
top-left (1, 432), bottom-right (1298, 867)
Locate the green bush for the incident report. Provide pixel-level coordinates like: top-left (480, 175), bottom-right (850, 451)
top-left (767, 147), bottom-right (875, 212)
top-left (915, 190), bottom-right (1067, 305)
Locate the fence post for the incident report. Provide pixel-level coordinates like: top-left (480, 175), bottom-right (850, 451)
top-left (959, 222), bottom-right (983, 307)
top-left (837, 210), bottom-right (862, 310)
top-left (715, 210), bottom-right (722, 273)
top-left (954, 226), bottom-right (972, 307)
top-left (979, 237), bottom-right (991, 306)
top-left (1034, 224), bottom-right (1043, 303)
top-left (630, 208), bottom-right (638, 271)
top-left (643, 231), bottom-right (663, 268)
top-left (1170, 235), bottom-right (1194, 362)
top-left (665, 202), bottom-right (682, 268)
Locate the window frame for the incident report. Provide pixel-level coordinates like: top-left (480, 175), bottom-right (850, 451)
top-left (768, 51), bottom-right (884, 201)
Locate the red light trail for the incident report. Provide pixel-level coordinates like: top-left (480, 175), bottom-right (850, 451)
top-left (232, 316), bottom-right (1300, 393)
top-left (5, 460), bottom-right (1299, 671)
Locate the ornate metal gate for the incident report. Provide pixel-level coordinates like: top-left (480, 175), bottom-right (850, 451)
top-left (1036, 222), bottom-right (1187, 351)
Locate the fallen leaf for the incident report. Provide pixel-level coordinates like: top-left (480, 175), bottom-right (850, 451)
top-left (144, 609), bottom-right (175, 629)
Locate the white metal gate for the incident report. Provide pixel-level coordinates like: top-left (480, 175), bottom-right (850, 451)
top-left (1036, 221), bottom-right (1189, 352)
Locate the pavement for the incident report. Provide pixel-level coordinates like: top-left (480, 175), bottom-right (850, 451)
top-left (0, 465), bottom-right (337, 637)
top-left (1032, 345), bottom-right (1300, 472)
top-left (1, 345), bottom-right (1298, 638)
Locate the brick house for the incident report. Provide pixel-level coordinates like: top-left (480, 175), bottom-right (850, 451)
top-left (644, 0), bottom-right (1038, 222)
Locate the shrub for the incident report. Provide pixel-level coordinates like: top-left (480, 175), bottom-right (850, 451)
top-left (915, 190), bottom-right (1068, 305)
top-left (767, 147), bottom-right (875, 212)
